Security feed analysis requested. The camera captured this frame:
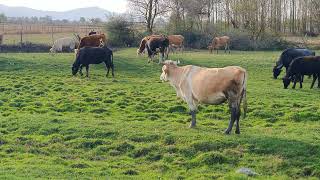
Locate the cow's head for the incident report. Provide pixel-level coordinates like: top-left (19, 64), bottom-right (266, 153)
top-left (160, 64), bottom-right (170, 82)
top-left (273, 66), bottom-right (282, 79)
top-left (72, 64), bottom-right (79, 75)
top-left (282, 76), bottom-right (291, 89)
top-left (137, 49), bottom-right (143, 56)
top-left (99, 38), bottom-right (105, 47)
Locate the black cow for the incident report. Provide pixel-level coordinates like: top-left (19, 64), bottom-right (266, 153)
top-left (89, 30), bottom-right (97, 36)
top-left (273, 48), bottom-right (315, 79)
top-left (145, 36), bottom-right (169, 63)
top-left (283, 56), bottom-right (320, 89)
top-left (72, 46), bottom-right (114, 78)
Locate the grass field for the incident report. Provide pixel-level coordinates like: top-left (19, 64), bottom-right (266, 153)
top-left (0, 49), bottom-right (320, 179)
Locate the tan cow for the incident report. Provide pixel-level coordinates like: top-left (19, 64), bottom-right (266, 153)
top-left (160, 63), bottom-right (247, 134)
top-left (168, 35), bottom-right (184, 54)
top-left (209, 36), bottom-right (230, 54)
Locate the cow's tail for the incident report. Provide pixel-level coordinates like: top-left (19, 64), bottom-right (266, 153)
top-left (241, 71), bottom-right (248, 118)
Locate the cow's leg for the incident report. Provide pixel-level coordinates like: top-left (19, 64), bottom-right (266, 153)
top-left (111, 64), bottom-right (115, 78)
top-left (235, 104), bottom-right (241, 134)
top-left (224, 45), bottom-right (227, 53)
top-left (79, 64), bottom-right (84, 76)
top-left (225, 101), bottom-right (237, 134)
top-left (317, 74), bottom-right (320, 88)
top-left (228, 44), bottom-right (231, 54)
top-left (85, 65), bottom-right (89, 77)
top-left (311, 74), bottom-right (317, 89)
top-left (299, 75), bottom-right (303, 88)
top-left (190, 110), bottom-right (197, 128)
top-left (292, 76), bottom-right (297, 89)
top-left (105, 62), bottom-right (110, 77)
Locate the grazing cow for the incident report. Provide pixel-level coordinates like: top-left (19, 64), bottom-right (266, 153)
top-left (160, 63), bottom-right (247, 134)
top-left (273, 48), bottom-right (315, 79)
top-left (146, 36), bottom-right (169, 63)
top-left (78, 34), bottom-right (107, 49)
top-left (50, 37), bottom-right (78, 53)
top-left (0, 34), bottom-right (3, 45)
top-left (209, 36), bottom-right (230, 54)
top-left (283, 56), bottom-right (320, 89)
top-left (72, 46), bottom-right (114, 78)
top-left (137, 35), bottom-right (163, 56)
top-left (167, 35), bottom-right (184, 54)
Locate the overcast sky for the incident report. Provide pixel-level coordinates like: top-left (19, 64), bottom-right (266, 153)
top-left (0, 0), bottom-right (128, 13)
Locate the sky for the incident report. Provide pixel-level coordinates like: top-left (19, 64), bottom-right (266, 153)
top-left (0, 0), bottom-right (128, 13)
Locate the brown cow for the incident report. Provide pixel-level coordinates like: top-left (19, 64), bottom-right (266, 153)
top-left (78, 34), bottom-right (107, 49)
top-left (137, 35), bottom-right (163, 56)
top-left (160, 63), bottom-right (247, 134)
top-left (167, 35), bottom-right (184, 54)
top-left (209, 36), bottom-right (231, 54)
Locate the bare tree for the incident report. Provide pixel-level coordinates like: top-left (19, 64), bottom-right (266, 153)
top-left (128, 0), bottom-right (169, 33)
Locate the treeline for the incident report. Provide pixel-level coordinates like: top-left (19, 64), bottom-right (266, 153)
top-left (121, 0), bottom-right (320, 50)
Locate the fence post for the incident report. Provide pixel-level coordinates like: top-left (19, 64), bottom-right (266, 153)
top-left (20, 21), bottom-right (23, 45)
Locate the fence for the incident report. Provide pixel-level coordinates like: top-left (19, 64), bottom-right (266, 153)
top-left (0, 23), bottom-right (105, 45)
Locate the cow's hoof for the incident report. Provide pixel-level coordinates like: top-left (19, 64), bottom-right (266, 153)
top-left (189, 124), bottom-right (196, 128)
top-left (224, 130), bottom-right (231, 135)
top-left (235, 130), bottom-right (240, 134)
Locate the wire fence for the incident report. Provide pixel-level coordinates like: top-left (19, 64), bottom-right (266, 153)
top-left (0, 23), bottom-right (105, 45)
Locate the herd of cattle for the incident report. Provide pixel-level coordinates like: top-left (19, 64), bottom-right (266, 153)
top-left (47, 31), bottom-right (319, 134)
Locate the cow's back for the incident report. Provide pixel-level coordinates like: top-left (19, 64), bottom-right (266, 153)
top-left (186, 66), bottom-right (246, 103)
top-left (280, 48), bottom-right (315, 67)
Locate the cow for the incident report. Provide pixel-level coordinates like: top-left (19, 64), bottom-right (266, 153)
top-left (89, 30), bottom-right (97, 36)
top-left (273, 48), bottom-right (315, 79)
top-left (283, 56), bottom-right (320, 89)
top-left (160, 63), bottom-right (247, 134)
top-left (167, 35), bottom-right (184, 54)
top-left (50, 37), bottom-right (78, 53)
top-left (209, 36), bottom-right (230, 54)
top-left (72, 46), bottom-right (114, 78)
top-left (137, 35), bottom-right (163, 56)
top-left (77, 34), bottom-right (107, 49)
top-left (146, 36), bottom-right (170, 63)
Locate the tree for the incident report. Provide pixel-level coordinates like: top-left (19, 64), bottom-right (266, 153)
top-left (80, 17), bottom-right (86, 23)
top-left (106, 16), bottom-right (135, 46)
top-left (0, 13), bottom-right (7, 23)
top-left (128, 0), bottom-right (169, 33)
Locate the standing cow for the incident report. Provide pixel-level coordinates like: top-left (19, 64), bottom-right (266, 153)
top-left (167, 35), bottom-right (184, 55)
top-left (273, 48), bottom-right (315, 79)
top-left (160, 62), bottom-right (247, 134)
top-left (208, 36), bottom-right (231, 54)
top-left (137, 35), bottom-right (163, 56)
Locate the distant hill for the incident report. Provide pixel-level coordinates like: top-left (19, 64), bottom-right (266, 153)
top-left (0, 4), bottom-right (112, 21)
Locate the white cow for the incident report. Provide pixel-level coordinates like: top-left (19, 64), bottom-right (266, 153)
top-left (160, 63), bottom-right (247, 134)
top-left (50, 37), bottom-right (78, 53)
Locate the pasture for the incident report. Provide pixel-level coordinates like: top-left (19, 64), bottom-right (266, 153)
top-left (0, 49), bottom-right (320, 179)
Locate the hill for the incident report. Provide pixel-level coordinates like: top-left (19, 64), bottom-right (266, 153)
top-left (0, 4), bottom-right (112, 21)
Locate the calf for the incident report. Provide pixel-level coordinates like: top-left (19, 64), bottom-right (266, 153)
top-left (160, 63), bottom-right (247, 134)
top-left (283, 56), bottom-right (320, 89)
top-left (273, 48), bottom-right (315, 79)
top-left (72, 47), bottom-right (114, 78)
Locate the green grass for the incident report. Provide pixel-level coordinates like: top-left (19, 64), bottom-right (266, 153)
top-left (0, 49), bottom-right (320, 179)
